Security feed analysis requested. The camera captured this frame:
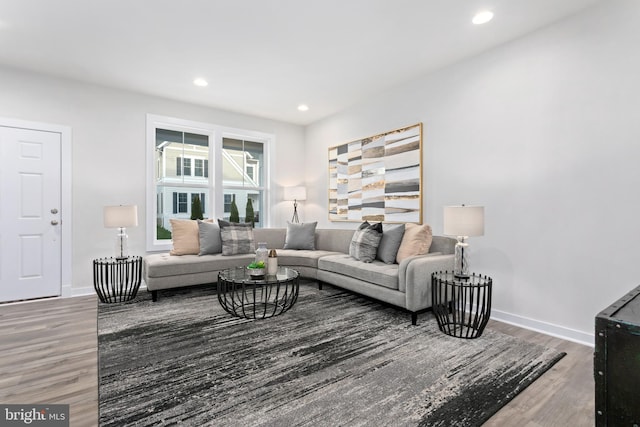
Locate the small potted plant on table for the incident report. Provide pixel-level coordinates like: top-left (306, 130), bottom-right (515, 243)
top-left (247, 261), bottom-right (266, 278)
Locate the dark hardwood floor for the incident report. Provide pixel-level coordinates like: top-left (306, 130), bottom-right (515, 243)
top-left (0, 292), bottom-right (594, 427)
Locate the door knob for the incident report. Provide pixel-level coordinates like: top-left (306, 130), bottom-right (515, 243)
top-left (51, 220), bottom-right (59, 225)
top-left (51, 208), bottom-right (59, 214)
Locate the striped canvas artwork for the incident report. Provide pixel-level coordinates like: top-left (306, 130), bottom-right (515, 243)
top-left (329, 123), bottom-right (422, 223)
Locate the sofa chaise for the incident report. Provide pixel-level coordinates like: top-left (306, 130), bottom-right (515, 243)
top-left (143, 227), bottom-right (456, 324)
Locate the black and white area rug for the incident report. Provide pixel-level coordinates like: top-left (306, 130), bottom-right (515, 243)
top-left (98, 282), bottom-right (565, 426)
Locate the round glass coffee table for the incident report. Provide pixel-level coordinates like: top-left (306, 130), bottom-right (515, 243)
top-left (217, 266), bottom-right (299, 319)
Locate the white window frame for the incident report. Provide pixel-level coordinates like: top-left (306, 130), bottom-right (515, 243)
top-left (146, 114), bottom-right (274, 252)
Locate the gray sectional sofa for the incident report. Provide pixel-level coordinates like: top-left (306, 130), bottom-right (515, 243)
top-left (143, 228), bottom-right (456, 324)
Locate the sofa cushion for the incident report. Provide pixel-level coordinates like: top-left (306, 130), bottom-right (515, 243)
top-left (145, 252), bottom-right (254, 278)
top-left (315, 229), bottom-right (355, 253)
top-left (396, 223), bottom-right (433, 263)
top-left (283, 221), bottom-right (317, 250)
top-left (276, 249), bottom-right (342, 268)
top-left (220, 225), bottom-right (255, 255)
top-left (376, 223), bottom-right (405, 264)
top-left (198, 220), bottom-right (222, 255)
top-left (169, 219), bottom-right (200, 255)
top-left (318, 254), bottom-right (399, 290)
top-left (349, 221), bottom-right (382, 262)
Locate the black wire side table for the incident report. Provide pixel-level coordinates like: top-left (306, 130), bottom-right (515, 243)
top-left (93, 256), bottom-right (143, 303)
top-left (217, 266), bottom-right (299, 319)
top-left (431, 271), bottom-right (493, 339)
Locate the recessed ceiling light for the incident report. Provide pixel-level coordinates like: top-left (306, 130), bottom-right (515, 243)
top-left (472, 10), bottom-right (494, 25)
top-left (297, 104), bottom-right (309, 112)
top-left (193, 78), bottom-right (208, 87)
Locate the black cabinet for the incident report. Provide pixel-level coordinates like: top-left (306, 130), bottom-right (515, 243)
top-left (594, 285), bottom-right (640, 426)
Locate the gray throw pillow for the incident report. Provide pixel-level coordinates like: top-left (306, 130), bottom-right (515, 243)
top-left (349, 221), bottom-right (383, 263)
top-left (220, 225), bottom-right (255, 256)
top-left (283, 221), bottom-right (317, 250)
top-left (198, 220), bottom-right (222, 255)
top-left (376, 223), bottom-right (406, 264)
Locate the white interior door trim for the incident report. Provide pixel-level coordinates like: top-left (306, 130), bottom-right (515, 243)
top-left (0, 116), bottom-right (72, 297)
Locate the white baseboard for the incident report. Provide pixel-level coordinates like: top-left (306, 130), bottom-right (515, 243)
top-left (70, 286), bottom-right (95, 297)
top-left (61, 284), bottom-right (74, 297)
top-left (491, 308), bottom-right (594, 347)
top-left (64, 283), bottom-right (148, 298)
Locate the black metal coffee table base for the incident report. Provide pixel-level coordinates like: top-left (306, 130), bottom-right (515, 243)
top-left (217, 266), bottom-right (299, 319)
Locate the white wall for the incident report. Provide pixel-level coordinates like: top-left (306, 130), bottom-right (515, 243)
top-left (2, 1), bottom-right (637, 342)
top-left (305, 0), bottom-right (640, 343)
top-left (0, 66), bottom-right (305, 294)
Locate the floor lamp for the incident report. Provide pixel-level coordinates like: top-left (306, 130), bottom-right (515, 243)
top-left (284, 187), bottom-right (306, 223)
top-left (443, 205), bottom-right (484, 279)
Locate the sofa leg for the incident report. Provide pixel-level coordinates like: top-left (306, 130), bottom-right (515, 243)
top-left (151, 290), bottom-right (158, 302)
top-left (411, 312), bottom-right (418, 326)
top-left (318, 281), bottom-right (323, 290)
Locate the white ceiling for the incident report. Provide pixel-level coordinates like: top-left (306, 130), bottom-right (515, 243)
top-left (0, 0), bottom-right (600, 125)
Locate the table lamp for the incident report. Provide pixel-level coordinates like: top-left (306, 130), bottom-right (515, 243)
top-left (443, 205), bottom-right (484, 279)
top-left (104, 205), bottom-right (138, 260)
top-left (284, 186), bottom-right (306, 223)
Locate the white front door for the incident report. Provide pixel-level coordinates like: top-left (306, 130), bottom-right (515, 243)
top-left (0, 126), bottom-right (62, 302)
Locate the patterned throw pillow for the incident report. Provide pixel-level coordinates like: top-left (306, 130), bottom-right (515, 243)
top-left (220, 225), bottom-right (256, 256)
top-left (349, 221), bottom-right (383, 263)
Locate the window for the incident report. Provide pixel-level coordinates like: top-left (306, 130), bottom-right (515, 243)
top-left (246, 164), bottom-right (255, 180)
top-left (195, 159), bottom-right (204, 177)
top-left (222, 137), bottom-right (265, 227)
top-left (152, 125), bottom-right (210, 243)
top-left (223, 194), bottom-right (232, 213)
top-left (147, 115), bottom-right (274, 251)
top-left (173, 192), bottom-right (188, 213)
top-left (177, 157), bottom-right (208, 177)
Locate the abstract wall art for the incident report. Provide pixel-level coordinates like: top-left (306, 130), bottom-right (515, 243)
top-left (328, 123), bottom-right (422, 223)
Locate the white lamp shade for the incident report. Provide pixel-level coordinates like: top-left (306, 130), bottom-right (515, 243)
top-left (284, 186), bottom-right (306, 201)
top-left (104, 205), bottom-right (138, 228)
top-left (443, 205), bottom-right (484, 237)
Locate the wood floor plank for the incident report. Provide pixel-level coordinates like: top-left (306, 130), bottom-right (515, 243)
top-left (0, 295), bottom-right (98, 427)
top-left (483, 319), bottom-right (595, 427)
top-left (0, 293), bottom-right (594, 426)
